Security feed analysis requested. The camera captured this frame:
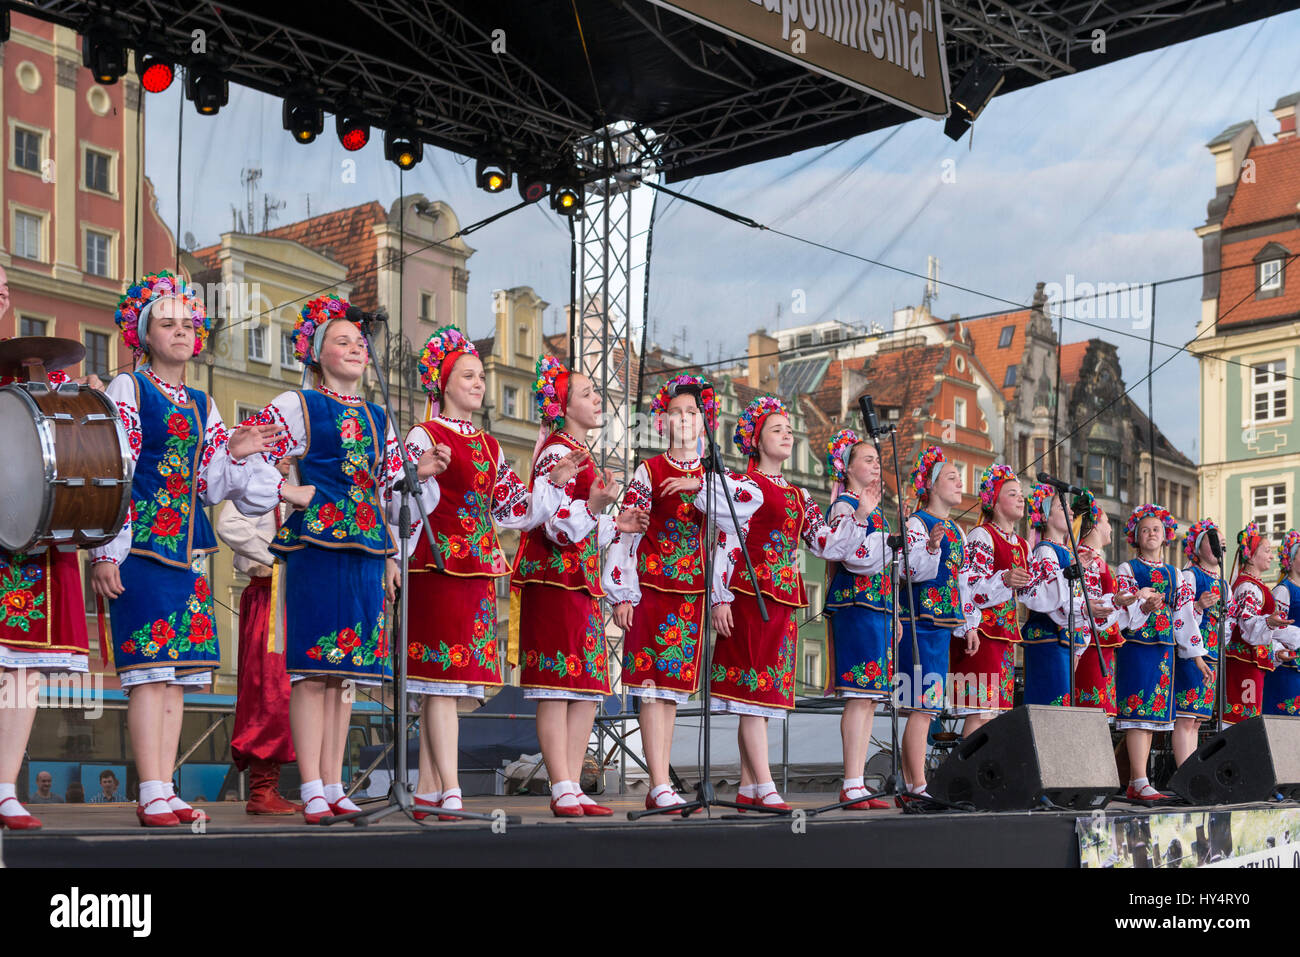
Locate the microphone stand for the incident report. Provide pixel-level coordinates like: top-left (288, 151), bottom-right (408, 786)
top-left (630, 393), bottom-right (783, 820)
top-left (1212, 544), bottom-right (1228, 733)
top-left (1055, 489), bottom-right (1107, 706)
top-left (326, 317), bottom-right (508, 827)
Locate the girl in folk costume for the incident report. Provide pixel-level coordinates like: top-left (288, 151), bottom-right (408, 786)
top-left (403, 329), bottom-right (587, 821)
top-left (89, 271), bottom-right (285, 827)
top-left (1174, 519), bottom-right (1227, 764)
top-left (1020, 484), bottom-right (1082, 706)
top-left (1223, 523), bottom-right (1300, 726)
top-left (704, 396), bottom-right (875, 812)
top-left (953, 464), bottom-right (1030, 733)
top-left (896, 446), bottom-right (970, 802)
top-left (509, 355), bottom-right (647, 818)
top-left (252, 295), bottom-right (446, 824)
top-left (820, 429), bottom-right (893, 810)
top-left (602, 374), bottom-right (715, 814)
top-left (1114, 504), bottom-right (1208, 802)
top-left (1265, 529), bottom-right (1300, 717)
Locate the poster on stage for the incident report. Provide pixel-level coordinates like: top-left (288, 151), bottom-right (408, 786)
top-left (1076, 807), bottom-right (1300, 868)
top-left (646, 0), bottom-right (951, 119)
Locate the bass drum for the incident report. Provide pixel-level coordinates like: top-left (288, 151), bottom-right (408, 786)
top-left (0, 381), bottom-right (133, 553)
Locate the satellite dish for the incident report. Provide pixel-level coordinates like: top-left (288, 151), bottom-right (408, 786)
top-left (184, 231), bottom-right (197, 251)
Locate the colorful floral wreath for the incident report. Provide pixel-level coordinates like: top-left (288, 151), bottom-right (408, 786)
top-left (1071, 489), bottom-right (1103, 531)
top-left (1280, 529), bottom-right (1300, 574)
top-left (733, 394), bottom-right (788, 458)
top-left (533, 354), bottom-right (569, 428)
top-left (825, 429), bottom-right (861, 483)
top-left (1183, 518), bottom-right (1220, 563)
top-left (651, 373), bottom-right (718, 434)
top-left (910, 445), bottom-right (946, 503)
top-left (417, 324), bottom-right (479, 399)
top-left (1238, 521), bottom-right (1266, 560)
top-left (291, 294), bottom-right (355, 367)
top-left (1125, 503), bottom-right (1178, 547)
top-left (114, 270), bottom-right (210, 358)
top-left (1028, 483), bottom-right (1055, 529)
top-left (978, 463), bottom-right (1019, 514)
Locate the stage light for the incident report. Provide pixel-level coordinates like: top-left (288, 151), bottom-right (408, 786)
top-left (944, 56), bottom-right (1005, 141)
top-left (81, 20), bottom-right (127, 85)
top-left (136, 49), bottom-right (174, 93)
top-left (186, 66), bottom-right (228, 116)
top-left (336, 109), bottom-right (370, 152)
top-left (384, 122), bottom-right (422, 171)
top-left (283, 94), bottom-right (324, 145)
top-left (475, 157), bottom-right (511, 193)
top-left (1, 7), bottom-right (10, 44)
top-left (516, 172), bottom-right (548, 204)
top-left (550, 181), bottom-right (582, 217)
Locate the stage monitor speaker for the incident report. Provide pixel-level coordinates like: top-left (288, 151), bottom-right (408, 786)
top-left (929, 705), bottom-right (1119, 811)
top-left (1167, 715), bottom-right (1300, 805)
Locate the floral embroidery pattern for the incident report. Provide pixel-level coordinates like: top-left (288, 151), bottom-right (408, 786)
top-left (132, 409), bottom-right (198, 556)
top-left (524, 606), bottom-right (607, 680)
top-left (623, 594), bottom-right (700, 686)
top-left (1273, 692), bottom-right (1300, 715)
top-left (297, 407), bottom-right (382, 544)
top-left (0, 555), bottom-right (44, 632)
top-left (1120, 652), bottom-right (1173, 720)
top-left (839, 646), bottom-right (891, 693)
top-left (546, 529), bottom-right (601, 591)
top-left (637, 516), bottom-right (703, 583)
top-left (409, 597), bottom-right (499, 672)
top-left (749, 496), bottom-right (801, 597)
top-left (1177, 678), bottom-right (1216, 714)
top-left (711, 617), bottom-right (797, 701)
top-left (120, 576), bottom-right (215, 660)
top-left (305, 615), bottom-right (389, 668)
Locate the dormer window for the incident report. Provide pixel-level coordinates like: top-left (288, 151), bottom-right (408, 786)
top-left (1254, 242), bottom-right (1289, 299)
top-left (1260, 259), bottom-right (1283, 293)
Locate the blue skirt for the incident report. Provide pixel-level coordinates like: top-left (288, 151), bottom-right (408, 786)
top-left (283, 547), bottom-right (391, 682)
top-left (828, 605), bottom-right (892, 698)
top-left (1022, 629), bottom-right (1072, 707)
top-left (1263, 663), bottom-right (1300, 716)
top-left (896, 619), bottom-right (951, 714)
top-left (108, 554), bottom-right (218, 677)
top-left (1115, 640), bottom-right (1174, 728)
top-left (1174, 654), bottom-right (1217, 720)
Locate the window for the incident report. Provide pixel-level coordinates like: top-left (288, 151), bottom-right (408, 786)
top-left (1018, 434), bottom-right (1029, 472)
top-left (14, 128), bottom-right (40, 172)
top-left (1157, 478), bottom-right (1167, 506)
top-left (952, 460), bottom-right (967, 491)
top-left (1259, 259), bottom-right (1284, 294)
top-left (14, 211), bottom-right (41, 260)
top-left (247, 324), bottom-right (267, 363)
top-left (1251, 484), bottom-right (1287, 543)
top-left (803, 652), bottom-right (820, 689)
top-left (502, 386), bottom-right (517, 419)
top-left (1003, 365), bottom-right (1017, 388)
top-left (85, 230), bottom-right (111, 277)
top-left (953, 397), bottom-right (966, 428)
top-left (1252, 361), bottom-right (1287, 423)
top-left (997, 325), bottom-right (1015, 348)
top-left (1087, 454), bottom-right (1116, 498)
top-left (85, 150), bottom-right (111, 193)
top-left (83, 331), bottom-right (110, 378)
top-left (418, 292), bottom-right (433, 322)
top-left (235, 403), bottom-right (261, 426)
top-left (517, 325), bottom-right (529, 357)
top-left (1033, 437), bottom-right (1047, 469)
top-left (280, 329), bottom-right (300, 370)
top-left (19, 316), bottom-right (46, 337)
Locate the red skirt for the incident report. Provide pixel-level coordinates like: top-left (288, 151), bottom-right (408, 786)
top-left (518, 584), bottom-right (611, 695)
top-left (408, 571), bottom-right (503, 687)
top-left (949, 634), bottom-right (1016, 712)
top-left (231, 576), bottom-right (295, 768)
top-left (709, 592), bottom-right (798, 711)
top-left (0, 547), bottom-right (89, 655)
top-left (621, 588), bottom-right (705, 695)
top-left (1075, 642), bottom-right (1120, 716)
top-left (1223, 654), bottom-right (1265, 724)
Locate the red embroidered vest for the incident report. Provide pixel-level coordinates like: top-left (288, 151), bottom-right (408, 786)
top-left (976, 524), bottom-right (1027, 643)
top-left (509, 432), bottom-right (604, 597)
top-left (1228, 574), bottom-right (1276, 671)
top-left (729, 470), bottom-right (807, 608)
top-left (634, 453), bottom-right (707, 595)
top-left (411, 420), bottom-right (509, 577)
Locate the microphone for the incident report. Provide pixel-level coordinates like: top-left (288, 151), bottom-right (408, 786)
top-left (345, 304), bottom-right (389, 326)
top-left (1207, 528), bottom-right (1223, 560)
top-left (672, 382), bottom-right (703, 400)
top-left (858, 394), bottom-right (883, 437)
top-left (1036, 472), bottom-right (1087, 497)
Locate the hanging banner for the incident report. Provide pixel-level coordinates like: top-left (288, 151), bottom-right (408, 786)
top-left (1077, 806), bottom-right (1300, 868)
top-left (646, 0), bottom-right (951, 119)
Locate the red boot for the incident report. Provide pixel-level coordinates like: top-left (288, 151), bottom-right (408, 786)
top-left (246, 760), bottom-right (299, 815)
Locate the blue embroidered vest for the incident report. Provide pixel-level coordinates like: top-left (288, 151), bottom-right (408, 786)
top-left (1122, 558), bottom-right (1178, 647)
top-left (128, 372), bottom-right (217, 568)
top-left (1024, 541), bottom-right (1071, 645)
top-left (1189, 564), bottom-right (1225, 661)
top-left (824, 495), bottom-right (891, 615)
top-left (1278, 579), bottom-right (1300, 671)
top-left (902, 509), bottom-right (964, 628)
top-left (271, 390), bottom-right (394, 557)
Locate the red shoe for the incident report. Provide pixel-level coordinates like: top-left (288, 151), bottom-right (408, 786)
top-left (413, 795), bottom-right (440, 822)
top-left (549, 797), bottom-right (584, 818)
top-left (136, 799), bottom-right (180, 828)
top-left (1126, 783), bottom-right (1172, 803)
top-left (245, 760), bottom-right (300, 814)
top-left (734, 792), bottom-right (755, 813)
top-left (644, 794), bottom-right (686, 817)
top-left (756, 795), bottom-right (792, 812)
top-left (437, 798), bottom-right (465, 822)
top-left (303, 803), bottom-right (334, 825)
top-left (169, 804), bottom-right (206, 824)
top-left (0, 806), bottom-right (42, 830)
top-left (328, 800), bottom-right (363, 823)
top-left (578, 798), bottom-right (613, 817)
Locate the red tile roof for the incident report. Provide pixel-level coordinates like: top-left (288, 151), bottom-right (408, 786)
top-left (1216, 225), bottom-right (1300, 328)
top-left (1057, 341), bottom-right (1091, 385)
top-left (1222, 138), bottom-right (1300, 228)
top-left (960, 309), bottom-right (1031, 401)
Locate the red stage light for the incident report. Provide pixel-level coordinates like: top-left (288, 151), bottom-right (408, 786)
top-left (140, 60), bottom-right (173, 94)
top-left (341, 126), bottom-right (369, 151)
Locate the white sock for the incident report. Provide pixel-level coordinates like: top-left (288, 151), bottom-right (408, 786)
top-left (138, 780), bottom-right (165, 807)
top-left (441, 787), bottom-right (463, 811)
top-left (738, 784), bottom-right (758, 799)
top-left (162, 781), bottom-right (192, 811)
top-left (649, 783), bottom-right (673, 802)
top-left (416, 791), bottom-right (442, 804)
top-left (323, 782), bottom-right (358, 812)
top-left (1131, 776), bottom-right (1149, 789)
top-left (551, 780), bottom-right (580, 807)
top-left (301, 778), bottom-right (329, 815)
top-left (844, 776), bottom-right (865, 792)
top-left (756, 781), bottom-right (784, 804)
top-left (0, 783), bottom-right (24, 815)
top-left (575, 788), bottom-right (596, 805)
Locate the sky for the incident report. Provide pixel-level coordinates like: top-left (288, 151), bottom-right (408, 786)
top-left (142, 9), bottom-right (1300, 463)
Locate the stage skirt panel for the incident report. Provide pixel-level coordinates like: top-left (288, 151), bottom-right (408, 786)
top-left (620, 588), bottom-right (705, 697)
top-left (709, 592), bottom-right (797, 712)
top-left (895, 620), bottom-right (951, 715)
top-left (1263, 661), bottom-right (1300, 716)
top-left (282, 547), bottom-right (391, 684)
top-left (230, 575), bottom-right (295, 769)
top-left (107, 555), bottom-right (218, 682)
top-left (1074, 643), bottom-right (1118, 716)
top-left (949, 634), bottom-right (1016, 715)
top-left (1022, 624), bottom-right (1073, 706)
top-left (827, 604), bottom-right (892, 700)
top-left (1173, 654), bottom-right (1216, 721)
top-left (517, 583), bottom-right (611, 697)
top-left (1115, 640), bottom-right (1174, 730)
top-left (407, 571), bottom-right (503, 691)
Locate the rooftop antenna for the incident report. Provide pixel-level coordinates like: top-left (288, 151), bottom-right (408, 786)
top-left (922, 255), bottom-right (940, 312)
top-left (240, 167), bottom-right (262, 235)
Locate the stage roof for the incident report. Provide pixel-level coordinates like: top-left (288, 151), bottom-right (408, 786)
top-left (20, 0), bottom-right (1300, 180)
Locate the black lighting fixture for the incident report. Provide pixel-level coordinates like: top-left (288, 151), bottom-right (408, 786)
top-left (1, 5), bottom-right (11, 44)
top-left (550, 175), bottom-right (582, 217)
top-left (186, 58), bottom-right (228, 116)
top-left (475, 156), bottom-right (511, 193)
top-left (282, 90), bottom-right (324, 145)
top-left (81, 18), bottom-right (128, 85)
top-left (944, 56), bottom-right (1005, 141)
top-left (383, 113), bottom-right (423, 170)
top-left (135, 47), bottom-right (174, 93)
top-left (335, 103), bottom-right (370, 152)
top-left (516, 170), bottom-right (548, 204)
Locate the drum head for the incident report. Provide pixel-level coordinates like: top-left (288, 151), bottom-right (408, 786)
top-left (0, 388), bottom-right (47, 550)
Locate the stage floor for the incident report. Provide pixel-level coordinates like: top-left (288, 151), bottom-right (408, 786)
top-left (1, 791), bottom-right (1244, 868)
